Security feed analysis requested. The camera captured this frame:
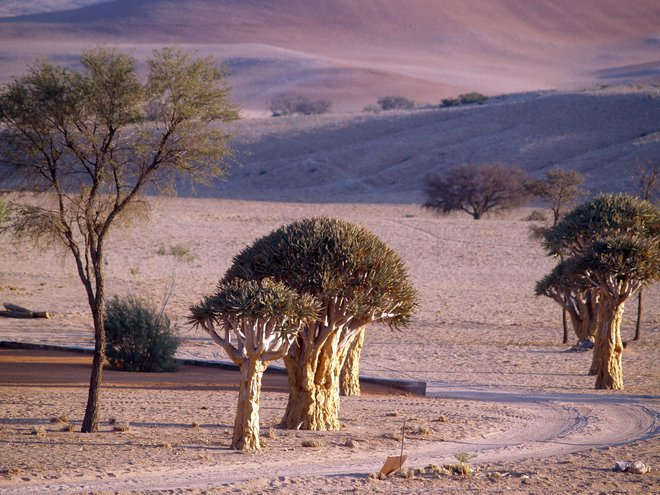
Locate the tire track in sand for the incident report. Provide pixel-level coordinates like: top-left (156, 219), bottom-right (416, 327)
top-left (3, 386), bottom-right (657, 494)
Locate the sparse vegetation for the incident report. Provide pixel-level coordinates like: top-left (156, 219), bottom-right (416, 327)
top-left (301, 439), bottom-right (322, 448)
top-left (50, 414), bottom-right (68, 424)
top-left (270, 93), bottom-right (331, 116)
top-left (105, 295), bottom-right (180, 372)
top-left (423, 163), bottom-right (531, 219)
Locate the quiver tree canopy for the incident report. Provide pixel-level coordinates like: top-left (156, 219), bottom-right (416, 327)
top-left (223, 217), bottom-right (417, 430)
top-left (541, 194), bottom-right (660, 258)
top-left (189, 278), bottom-right (319, 450)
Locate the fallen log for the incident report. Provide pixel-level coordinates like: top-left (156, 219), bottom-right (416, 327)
top-left (1, 303), bottom-right (51, 319)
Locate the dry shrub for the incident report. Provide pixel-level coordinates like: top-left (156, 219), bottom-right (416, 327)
top-left (301, 439), bottom-right (322, 448)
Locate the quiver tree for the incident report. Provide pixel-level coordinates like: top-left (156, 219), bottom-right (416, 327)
top-left (537, 194), bottom-right (659, 389)
top-left (223, 217), bottom-right (417, 430)
top-left (571, 237), bottom-right (660, 389)
top-left (423, 163), bottom-right (531, 219)
top-left (189, 279), bottom-right (318, 450)
top-left (535, 263), bottom-right (599, 344)
top-left (0, 47), bottom-right (238, 432)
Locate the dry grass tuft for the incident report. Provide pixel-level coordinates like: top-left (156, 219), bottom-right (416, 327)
top-left (112, 421), bottom-right (130, 432)
top-left (50, 413), bottom-right (68, 424)
top-left (61, 422), bottom-right (76, 432)
top-left (31, 425), bottom-right (46, 437)
top-left (301, 439), bottom-right (322, 448)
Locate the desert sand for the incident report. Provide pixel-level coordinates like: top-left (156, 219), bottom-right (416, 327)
top-left (1, 1), bottom-right (659, 493)
top-left (0, 198), bottom-right (658, 494)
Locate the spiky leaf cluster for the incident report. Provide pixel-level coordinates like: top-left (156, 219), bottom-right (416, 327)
top-left (535, 259), bottom-right (591, 299)
top-left (222, 217), bottom-right (417, 328)
top-left (542, 194), bottom-right (660, 257)
top-left (573, 236), bottom-right (660, 290)
top-left (190, 278), bottom-right (319, 330)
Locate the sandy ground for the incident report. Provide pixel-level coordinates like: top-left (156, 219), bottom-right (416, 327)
top-left (0, 198), bottom-right (658, 494)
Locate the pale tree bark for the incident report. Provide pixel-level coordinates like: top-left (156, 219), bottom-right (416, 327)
top-left (593, 302), bottom-right (625, 390)
top-left (569, 291), bottom-right (599, 343)
top-left (340, 327), bottom-right (365, 396)
top-left (282, 330), bottom-right (348, 430)
top-left (279, 297), bottom-right (369, 431)
top-left (232, 359), bottom-right (266, 450)
top-left (196, 311), bottom-right (299, 451)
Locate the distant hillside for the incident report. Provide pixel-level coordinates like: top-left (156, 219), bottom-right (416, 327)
top-left (0, 0), bottom-right (658, 111)
top-left (198, 89), bottom-right (660, 203)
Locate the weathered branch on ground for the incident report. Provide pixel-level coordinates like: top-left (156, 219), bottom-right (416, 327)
top-left (0, 303), bottom-right (51, 319)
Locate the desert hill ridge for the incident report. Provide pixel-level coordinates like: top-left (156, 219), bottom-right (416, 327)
top-left (195, 88), bottom-right (660, 203)
top-left (0, 0), bottom-right (658, 111)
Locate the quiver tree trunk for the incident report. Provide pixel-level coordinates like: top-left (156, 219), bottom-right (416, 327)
top-left (340, 327), bottom-right (365, 396)
top-left (232, 359), bottom-right (267, 450)
top-left (569, 291), bottom-right (599, 343)
top-left (593, 301), bottom-right (625, 390)
top-left (281, 330), bottom-right (349, 430)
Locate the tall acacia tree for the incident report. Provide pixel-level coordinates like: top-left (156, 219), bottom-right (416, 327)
top-left (190, 279), bottom-right (318, 450)
top-left (223, 217), bottom-right (417, 430)
top-left (0, 47), bottom-right (238, 432)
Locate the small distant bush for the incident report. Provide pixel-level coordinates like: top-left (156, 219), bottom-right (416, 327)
top-left (104, 295), bottom-right (180, 372)
top-left (377, 95), bottom-right (415, 111)
top-left (270, 93), bottom-right (331, 116)
top-left (441, 92), bottom-right (488, 107)
top-left (525, 210), bottom-right (548, 222)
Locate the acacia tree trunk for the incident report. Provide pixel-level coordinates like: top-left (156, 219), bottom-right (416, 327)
top-left (81, 255), bottom-right (106, 433)
top-left (281, 331), bottom-right (348, 430)
top-left (562, 308), bottom-right (568, 344)
top-left (340, 328), bottom-right (365, 396)
top-left (593, 301), bottom-right (625, 390)
top-left (232, 359), bottom-right (266, 450)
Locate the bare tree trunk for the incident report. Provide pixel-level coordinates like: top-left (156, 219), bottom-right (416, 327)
top-left (281, 332), bottom-right (346, 430)
top-left (562, 307), bottom-right (568, 344)
top-left (232, 359), bottom-right (266, 450)
top-left (594, 302), bottom-right (625, 390)
top-left (634, 289), bottom-right (643, 341)
top-left (340, 328), bottom-right (365, 396)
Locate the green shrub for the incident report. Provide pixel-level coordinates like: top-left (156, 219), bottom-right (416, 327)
top-left (377, 95), bottom-right (415, 110)
top-left (104, 295), bottom-right (180, 372)
top-left (440, 92), bottom-right (488, 107)
top-left (458, 92), bottom-right (488, 105)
